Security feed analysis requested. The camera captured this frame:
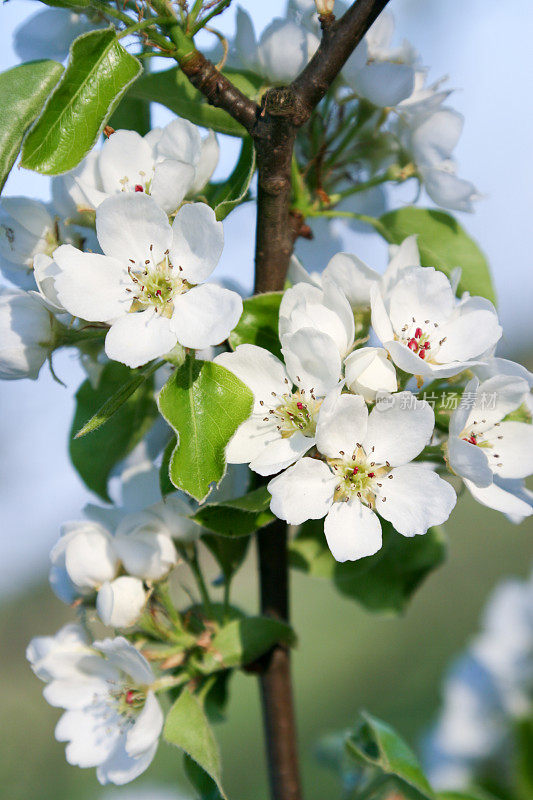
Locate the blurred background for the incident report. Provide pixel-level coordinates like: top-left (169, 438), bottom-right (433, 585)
top-left (1, 1), bottom-right (532, 798)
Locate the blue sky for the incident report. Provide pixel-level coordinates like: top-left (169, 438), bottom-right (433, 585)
top-left (1, 0), bottom-right (532, 592)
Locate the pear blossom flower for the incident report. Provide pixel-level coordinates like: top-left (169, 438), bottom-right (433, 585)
top-left (215, 338), bottom-right (342, 476)
top-left (344, 347), bottom-right (397, 402)
top-left (371, 266), bottom-right (502, 380)
top-left (0, 289), bottom-right (57, 380)
top-left (0, 198), bottom-right (59, 276)
top-left (52, 120), bottom-right (219, 219)
top-left (97, 577), bottom-right (148, 629)
top-left (50, 193), bottom-right (242, 368)
top-left (447, 376), bottom-right (533, 520)
top-left (268, 389), bottom-right (456, 561)
top-left (233, 7), bottom-right (319, 85)
top-left (28, 629), bottom-right (164, 785)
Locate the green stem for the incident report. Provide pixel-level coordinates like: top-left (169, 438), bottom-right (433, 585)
top-left (189, 546), bottom-right (214, 617)
top-left (191, 0), bottom-right (233, 34)
top-left (333, 168), bottom-right (398, 202)
top-left (90, 1), bottom-right (133, 27)
top-left (307, 208), bottom-right (389, 238)
top-left (117, 16), bottom-right (173, 38)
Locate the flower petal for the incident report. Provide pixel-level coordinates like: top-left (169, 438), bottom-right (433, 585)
top-left (98, 130), bottom-right (154, 195)
top-left (324, 500), bottom-right (382, 562)
top-left (93, 636), bottom-right (154, 684)
top-left (364, 392), bottom-right (434, 465)
top-left (388, 267), bottom-right (455, 333)
top-left (464, 477), bottom-right (533, 521)
top-left (281, 328), bottom-right (341, 396)
top-left (370, 284), bottom-right (395, 343)
top-left (214, 344), bottom-right (288, 413)
top-left (170, 202), bottom-right (223, 283)
top-left (125, 692), bottom-right (163, 758)
top-left (322, 252), bottom-right (379, 308)
top-left (267, 457), bottom-right (336, 525)
top-left (105, 309), bottom-right (177, 368)
top-left (437, 311), bottom-right (502, 362)
top-left (96, 193), bottom-right (172, 267)
top-left (250, 431), bottom-right (313, 476)
top-left (316, 388), bottom-right (368, 458)
top-left (191, 131), bottom-right (220, 194)
top-left (97, 739), bottom-right (158, 786)
top-left (350, 62), bottom-right (415, 107)
top-left (169, 284), bottom-right (242, 349)
top-left (377, 465), bottom-right (456, 536)
top-left (447, 436), bottom-right (493, 488)
top-left (150, 160), bottom-right (195, 214)
top-left (489, 421), bottom-right (533, 479)
top-left (56, 709), bottom-right (119, 768)
top-left (155, 118), bottom-right (202, 165)
top-left (225, 415), bottom-right (279, 464)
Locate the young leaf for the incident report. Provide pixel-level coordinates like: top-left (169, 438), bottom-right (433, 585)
top-left (74, 360), bottom-right (160, 438)
top-left (346, 712), bottom-right (435, 800)
top-left (191, 486), bottom-right (274, 537)
top-left (289, 520), bottom-right (447, 614)
top-left (228, 292), bottom-right (283, 360)
top-left (21, 29), bottom-right (141, 175)
top-left (202, 533), bottom-right (250, 582)
top-left (204, 137), bottom-right (256, 221)
top-left (0, 60), bottom-right (63, 191)
top-left (196, 616), bottom-right (296, 674)
top-left (129, 67), bottom-right (262, 138)
top-left (376, 207), bottom-right (496, 304)
top-left (160, 436), bottom-right (177, 497)
top-left (183, 753), bottom-right (225, 800)
top-left (158, 357), bottom-right (254, 502)
top-left (164, 690), bottom-right (226, 799)
top-left (70, 362), bottom-right (158, 501)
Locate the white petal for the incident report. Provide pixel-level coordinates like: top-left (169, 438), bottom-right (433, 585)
top-left (155, 118), bottom-right (202, 166)
top-left (98, 130), bottom-right (155, 195)
top-left (105, 309), bottom-right (177, 368)
top-left (388, 267), bottom-right (455, 332)
top-left (281, 329), bottom-right (341, 396)
top-left (97, 739), bottom-right (158, 786)
top-left (421, 166), bottom-right (479, 213)
top-left (150, 160), bottom-right (195, 214)
top-left (191, 131), bottom-right (220, 194)
top-left (214, 344), bottom-right (288, 413)
top-left (56, 709), bottom-right (118, 768)
top-left (489, 422), bottom-right (533, 479)
top-left (63, 525), bottom-right (119, 590)
top-left (250, 431), bottom-right (313, 476)
top-left (382, 235), bottom-right (420, 292)
top-left (411, 109), bottom-right (464, 164)
top-left (267, 457), bottom-right (336, 524)
top-left (449, 377), bottom-right (479, 436)
top-left (316, 389), bottom-right (368, 458)
top-left (169, 284), bottom-right (242, 349)
top-left (170, 202), bottom-right (223, 283)
top-left (377, 465), bottom-right (456, 536)
top-left (96, 578), bottom-right (147, 628)
top-left (94, 636), bottom-right (154, 684)
top-left (53, 245), bottom-right (129, 322)
top-left (344, 347), bottom-right (397, 402)
top-left (384, 339), bottom-right (455, 378)
top-left (96, 194), bottom-right (172, 267)
top-left (113, 526), bottom-right (178, 581)
top-left (463, 375), bottom-right (528, 432)
top-left (258, 19), bottom-right (310, 84)
top-left (234, 6), bottom-right (259, 71)
top-left (364, 392), bottom-right (434, 465)
top-left (225, 415), bottom-right (279, 464)
top-left (324, 500), bottom-right (382, 562)
top-left (125, 692), bottom-right (163, 757)
top-left (447, 436), bottom-right (493, 487)
top-left (370, 284), bottom-right (395, 343)
top-left (323, 252), bottom-right (379, 308)
top-left (44, 677), bottom-right (109, 710)
top-left (437, 311), bottom-right (502, 362)
top-left (351, 62), bottom-right (415, 107)
top-left (464, 477), bottom-right (533, 520)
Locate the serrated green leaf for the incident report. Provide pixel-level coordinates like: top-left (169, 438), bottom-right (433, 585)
top-left (228, 292), bottom-right (283, 359)
top-left (197, 616), bottom-right (295, 674)
top-left (289, 520), bottom-right (447, 614)
top-left (164, 690), bottom-right (226, 799)
top-left (21, 29), bottom-right (141, 175)
top-left (346, 712), bottom-right (434, 800)
top-left (202, 533), bottom-right (250, 582)
top-left (69, 362), bottom-right (158, 501)
top-left (204, 137), bottom-right (256, 221)
top-left (376, 207), bottom-right (496, 304)
top-left (191, 486), bottom-right (274, 537)
top-left (75, 360), bottom-right (160, 438)
top-left (129, 67), bottom-right (262, 138)
top-left (158, 357), bottom-right (254, 502)
top-left (0, 60), bottom-right (63, 191)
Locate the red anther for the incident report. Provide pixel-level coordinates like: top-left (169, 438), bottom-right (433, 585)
top-left (155, 289), bottom-right (162, 296)
top-left (419, 349), bottom-right (426, 359)
top-left (423, 341), bottom-right (430, 349)
top-left (125, 690), bottom-right (135, 705)
top-left (134, 185), bottom-right (144, 192)
top-left (368, 472), bottom-right (375, 478)
top-left (352, 467), bottom-right (359, 475)
top-left (469, 435), bottom-right (477, 445)
top-left (414, 327), bottom-right (422, 339)
top-left (296, 402), bottom-right (304, 410)
top-left (408, 338), bottom-right (419, 351)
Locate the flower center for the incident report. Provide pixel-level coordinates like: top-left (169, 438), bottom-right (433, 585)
top-left (261, 389), bottom-right (322, 438)
top-left (395, 317), bottom-right (447, 363)
top-left (119, 171), bottom-right (153, 195)
top-left (327, 445), bottom-right (392, 506)
top-left (111, 685), bottom-right (147, 721)
top-left (126, 251), bottom-right (190, 318)
top-left (460, 419), bottom-right (504, 469)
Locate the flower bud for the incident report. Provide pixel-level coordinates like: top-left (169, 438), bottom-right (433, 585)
top-left (0, 289), bottom-right (56, 380)
top-left (0, 197), bottom-right (57, 270)
top-left (315, 0), bottom-right (334, 14)
top-left (114, 514), bottom-right (179, 581)
top-left (344, 346), bottom-right (397, 402)
top-left (97, 576), bottom-right (147, 628)
top-left (49, 521), bottom-right (119, 601)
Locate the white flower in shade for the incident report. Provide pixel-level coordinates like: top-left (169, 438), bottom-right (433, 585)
top-left (234, 7), bottom-right (319, 84)
top-left (97, 577), bottom-right (148, 629)
top-left (51, 193), bottom-right (242, 368)
top-left (447, 376), bottom-right (533, 521)
top-left (268, 389), bottom-right (456, 561)
top-left (49, 520), bottom-right (120, 604)
top-left (343, 12), bottom-right (416, 107)
top-left (52, 120), bottom-right (218, 219)
top-left (0, 198), bottom-right (58, 273)
top-left (215, 338), bottom-right (342, 475)
top-left (29, 632), bottom-right (163, 785)
top-left (344, 347), bottom-right (397, 402)
top-left (371, 266), bottom-right (502, 380)
top-left (14, 8), bottom-right (100, 62)
top-left (279, 279), bottom-right (355, 360)
top-left (0, 289), bottom-right (57, 380)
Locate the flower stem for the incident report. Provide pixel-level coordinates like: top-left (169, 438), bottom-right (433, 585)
top-left (188, 546), bottom-right (214, 618)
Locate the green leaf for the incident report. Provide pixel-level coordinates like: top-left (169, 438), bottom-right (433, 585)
top-left (184, 753), bottom-right (225, 800)
top-left (191, 486), bottom-right (274, 537)
top-left (158, 357), bottom-right (254, 503)
top-left (205, 137), bottom-right (256, 221)
top-left (197, 616), bottom-right (295, 673)
top-left (289, 520), bottom-right (447, 614)
top-left (128, 67), bottom-right (262, 138)
top-left (0, 60), bottom-right (64, 191)
top-left (346, 712), bottom-right (434, 800)
top-left (74, 361), bottom-right (160, 438)
top-left (160, 436), bottom-right (177, 497)
top-left (437, 792), bottom-right (500, 800)
top-left (37, 0), bottom-right (91, 7)
top-left (376, 207), bottom-right (496, 304)
top-left (21, 29), bottom-right (141, 175)
top-left (164, 689), bottom-right (226, 799)
top-left (109, 95), bottom-right (151, 136)
top-left (70, 362), bottom-right (158, 501)
top-left (202, 533), bottom-right (250, 582)
top-left (515, 716), bottom-right (533, 800)
top-left (228, 292), bottom-right (283, 360)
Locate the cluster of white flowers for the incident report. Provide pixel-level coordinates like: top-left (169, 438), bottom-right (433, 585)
top-left (424, 566), bottom-right (533, 791)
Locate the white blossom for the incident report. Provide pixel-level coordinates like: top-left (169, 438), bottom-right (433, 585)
top-left (97, 577), bottom-right (148, 629)
top-left (0, 289), bottom-right (57, 380)
top-left (28, 630), bottom-right (163, 785)
top-left (344, 347), bottom-right (397, 402)
top-left (268, 388), bottom-right (456, 561)
top-left (50, 193), bottom-right (242, 368)
top-left (0, 198), bottom-right (58, 275)
top-left (53, 120), bottom-right (218, 219)
top-left (49, 520), bottom-right (120, 603)
top-left (371, 266), bottom-right (502, 379)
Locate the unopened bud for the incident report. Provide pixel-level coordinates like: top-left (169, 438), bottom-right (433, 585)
top-left (315, 0), bottom-right (335, 14)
